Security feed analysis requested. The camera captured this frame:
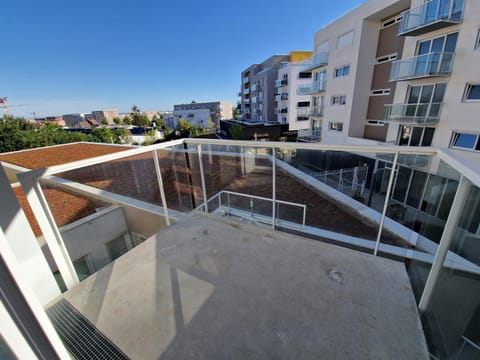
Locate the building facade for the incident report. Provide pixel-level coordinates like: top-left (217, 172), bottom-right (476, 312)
top-left (240, 55), bottom-right (289, 123)
top-left (173, 101), bottom-right (232, 129)
top-left (274, 51), bottom-right (313, 132)
top-left (62, 113), bottom-right (85, 127)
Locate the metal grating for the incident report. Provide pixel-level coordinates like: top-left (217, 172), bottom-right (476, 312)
top-left (46, 299), bottom-right (129, 360)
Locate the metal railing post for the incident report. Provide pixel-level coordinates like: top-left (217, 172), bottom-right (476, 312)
top-left (272, 146), bottom-right (276, 229)
top-left (374, 152), bottom-right (399, 256)
top-left (152, 149), bottom-right (170, 226)
top-left (197, 144), bottom-right (208, 213)
top-left (418, 176), bottom-right (471, 312)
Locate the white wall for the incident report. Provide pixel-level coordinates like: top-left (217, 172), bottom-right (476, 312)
top-left (173, 109), bottom-right (211, 127)
top-left (0, 166), bottom-right (60, 305)
top-left (41, 205), bottom-right (130, 273)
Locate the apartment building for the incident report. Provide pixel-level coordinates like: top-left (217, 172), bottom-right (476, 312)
top-left (173, 101), bottom-right (232, 129)
top-left (306, 0), bottom-right (480, 168)
top-left (274, 51), bottom-right (314, 133)
top-left (240, 55), bottom-right (289, 123)
top-left (62, 113), bottom-right (85, 127)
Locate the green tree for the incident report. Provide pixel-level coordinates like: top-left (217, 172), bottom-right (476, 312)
top-left (113, 116), bottom-right (121, 125)
top-left (229, 123), bottom-right (243, 139)
top-left (130, 105), bottom-right (149, 127)
top-left (122, 115), bottom-right (132, 125)
top-left (101, 117), bottom-right (108, 125)
top-left (176, 119), bottom-right (194, 138)
top-left (208, 118), bottom-right (215, 130)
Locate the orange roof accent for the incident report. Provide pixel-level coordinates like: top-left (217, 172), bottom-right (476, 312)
top-left (0, 143), bottom-right (131, 170)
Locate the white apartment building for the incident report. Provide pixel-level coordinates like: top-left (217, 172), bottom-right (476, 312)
top-left (306, 0), bottom-right (480, 167)
top-left (274, 52), bottom-right (313, 132)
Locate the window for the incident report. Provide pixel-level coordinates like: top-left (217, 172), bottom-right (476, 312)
top-left (334, 65), bottom-right (350, 78)
top-left (336, 30), bottom-right (354, 49)
top-left (297, 101), bottom-right (310, 107)
top-left (398, 126), bottom-right (435, 147)
top-left (370, 89), bottom-right (391, 96)
top-left (475, 29), bottom-right (480, 50)
top-left (329, 122), bottom-right (343, 132)
top-left (298, 72), bottom-right (312, 79)
top-left (106, 235), bottom-right (130, 261)
top-left (451, 132), bottom-right (480, 151)
top-left (416, 32), bottom-right (458, 56)
top-left (367, 120), bottom-right (385, 126)
top-left (381, 15), bottom-right (402, 28)
top-left (375, 53), bottom-right (397, 64)
top-left (73, 255), bottom-right (92, 281)
top-left (463, 84), bottom-right (480, 101)
top-left (331, 95), bottom-right (346, 105)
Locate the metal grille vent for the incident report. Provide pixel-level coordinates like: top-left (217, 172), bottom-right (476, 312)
top-left (46, 299), bottom-right (129, 360)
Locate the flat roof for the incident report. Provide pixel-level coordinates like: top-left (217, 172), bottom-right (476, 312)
top-left (0, 143), bottom-right (131, 170)
top-left (57, 212), bottom-right (428, 359)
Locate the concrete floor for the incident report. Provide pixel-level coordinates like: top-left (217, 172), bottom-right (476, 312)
top-left (60, 212), bottom-right (429, 360)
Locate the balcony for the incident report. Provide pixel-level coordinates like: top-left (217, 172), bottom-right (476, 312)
top-left (2, 138), bottom-right (480, 360)
top-left (296, 86), bottom-right (312, 95)
top-left (251, 84), bottom-right (261, 92)
top-left (309, 105), bottom-right (324, 117)
top-left (244, 98), bottom-right (250, 104)
top-left (296, 107), bottom-right (310, 117)
top-left (243, 88), bottom-right (250, 95)
top-left (303, 52), bottom-right (329, 71)
top-left (297, 127), bottom-right (322, 142)
top-left (275, 93), bottom-right (288, 101)
top-left (279, 107), bottom-right (288, 113)
top-left (390, 52), bottom-right (455, 81)
top-left (242, 76), bottom-right (250, 84)
top-left (251, 96), bottom-right (257, 104)
top-left (398, 0), bottom-right (464, 36)
top-left (384, 102), bottom-right (443, 124)
top-left (275, 79), bottom-right (288, 87)
top-left (311, 79), bottom-right (327, 93)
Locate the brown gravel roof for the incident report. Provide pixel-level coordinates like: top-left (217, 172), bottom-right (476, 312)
top-left (14, 186), bottom-right (107, 238)
top-left (0, 143), bottom-right (131, 170)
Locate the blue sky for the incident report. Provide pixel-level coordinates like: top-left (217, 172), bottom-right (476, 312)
top-left (1, 0), bottom-right (365, 118)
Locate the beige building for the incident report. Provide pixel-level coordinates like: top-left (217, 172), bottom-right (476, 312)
top-left (306, 0), bottom-right (480, 166)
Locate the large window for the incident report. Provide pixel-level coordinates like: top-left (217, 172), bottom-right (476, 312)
top-left (398, 126), bottom-right (435, 147)
top-left (417, 32), bottom-right (458, 55)
top-left (336, 30), bottom-right (354, 49)
top-left (451, 132), bottom-right (480, 151)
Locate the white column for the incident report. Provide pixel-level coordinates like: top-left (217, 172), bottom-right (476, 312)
top-left (153, 149), bottom-right (170, 226)
top-left (0, 227), bottom-right (71, 359)
top-left (18, 172), bottom-right (79, 289)
top-left (272, 147), bottom-right (277, 229)
top-left (197, 145), bottom-right (208, 212)
top-left (419, 176), bottom-right (471, 312)
top-left (374, 152), bottom-right (398, 256)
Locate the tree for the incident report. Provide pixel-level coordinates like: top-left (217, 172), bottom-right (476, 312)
top-left (130, 105), bottom-right (149, 127)
top-left (122, 115), bottom-right (132, 125)
top-left (101, 117), bottom-right (108, 125)
top-left (229, 123), bottom-right (243, 139)
top-left (208, 118), bottom-right (215, 130)
top-left (113, 117), bottom-right (121, 125)
top-left (176, 119), bottom-right (194, 138)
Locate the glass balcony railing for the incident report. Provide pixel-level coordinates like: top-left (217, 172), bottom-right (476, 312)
top-left (275, 93), bottom-right (288, 101)
top-left (296, 107), bottom-right (310, 117)
top-left (275, 79), bottom-right (288, 87)
top-left (243, 88), bottom-right (250, 95)
top-left (304, 52), bottom-right (329, 71)
top-left (296, 86), bottom-right (312, 95)
top-left (8, 136), bottom-right (480, 359)
top-left (309, 105), bottom-right (324, 117)
top-left (384, 102), bottom-right (443, 124)
top-left (390, 52), bottom-right (455, 81)
top-left (242, 76), bottom-right (250, 84)
top-left (398, 0), bottom-right (464, 36)
top-left (311, 79), bottom-right (327, 93)
top-left (297, 127), bottom-right (322, 141)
